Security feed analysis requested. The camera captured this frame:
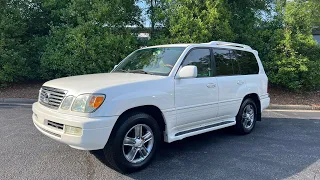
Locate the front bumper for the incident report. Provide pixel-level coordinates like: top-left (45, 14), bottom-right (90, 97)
top-left (32, 102), bottom-right (118, 150)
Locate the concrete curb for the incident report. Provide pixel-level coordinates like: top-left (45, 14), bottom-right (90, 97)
top-left (0, 98), bottom-right (37, 104)
top-left (268, 104), bottom-right (320, 110)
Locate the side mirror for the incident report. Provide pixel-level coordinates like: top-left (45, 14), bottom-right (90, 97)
top-left (114, 65), bottom-right (118, 69)
top-left (177, 65), bottom-right (197, 79)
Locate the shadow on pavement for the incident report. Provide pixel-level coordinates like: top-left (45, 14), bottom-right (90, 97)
top-left (91, 117), bottom-right (320, 180)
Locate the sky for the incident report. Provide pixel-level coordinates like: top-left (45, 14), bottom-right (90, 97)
top-left (137, 1), bottom-right (151, 27)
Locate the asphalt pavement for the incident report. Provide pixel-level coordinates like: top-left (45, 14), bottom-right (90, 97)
top-left (0, 104), bottom-right (320, 180)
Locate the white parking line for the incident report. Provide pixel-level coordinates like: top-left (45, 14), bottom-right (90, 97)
top-left (265, 109), bottom-right (320, 113)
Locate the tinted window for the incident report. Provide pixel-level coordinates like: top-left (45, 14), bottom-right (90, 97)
top-left (213, 49), bottom-right (234, 76)
top-left (182, 48), bottom-right (211, 77)
top-left (235, 50), bottom-right (259, 75)
top-left (230, 50), bottom-right (241, 75)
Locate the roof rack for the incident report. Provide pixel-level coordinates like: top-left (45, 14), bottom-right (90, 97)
top-left (208, 41), bottom-right (252, 50)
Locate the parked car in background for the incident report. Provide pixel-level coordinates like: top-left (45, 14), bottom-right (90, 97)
top-left (32, 41), bottom-right (270, 173)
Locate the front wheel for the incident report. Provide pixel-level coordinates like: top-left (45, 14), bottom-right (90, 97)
top-left (103, 112), bottom-right (161, 173)
top-left (234, 98), bottom-right (258, 134)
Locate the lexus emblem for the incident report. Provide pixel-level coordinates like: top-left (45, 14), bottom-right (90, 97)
top-left (43, 92), bottom-right (50, 103)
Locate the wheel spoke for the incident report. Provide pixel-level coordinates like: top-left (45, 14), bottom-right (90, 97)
top-left (142, 132), bottom-right (153, 143)
top-left (135, 125), bottom-right (142, 138)
top-left (139, 145), bottom-right (148, 158)
top-left (127, 147), bottom-right (139, 161)
top-left (243, 118), bottom-right (249, 125)
top-left (123, 137), bottom-right (135, 146)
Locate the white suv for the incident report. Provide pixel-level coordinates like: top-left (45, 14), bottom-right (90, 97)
top-left (32, 41), bottom-right (270, 172)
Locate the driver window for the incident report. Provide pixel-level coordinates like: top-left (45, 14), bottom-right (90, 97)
top-left (182, 48), bottom-right (211, 77)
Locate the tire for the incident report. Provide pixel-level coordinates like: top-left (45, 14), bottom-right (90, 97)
top-left (234, 98), bottom-right (258, 135)
top-left (103, 112), bottom-right (161, 173)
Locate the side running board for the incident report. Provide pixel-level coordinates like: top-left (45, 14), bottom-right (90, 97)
top-left (175, 121), bottom-right (234, 136)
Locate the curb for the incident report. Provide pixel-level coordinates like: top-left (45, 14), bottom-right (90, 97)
top-left (0, 98), bottom-right (37, 105)
top-left (268, 104), bottom-right (320, 110)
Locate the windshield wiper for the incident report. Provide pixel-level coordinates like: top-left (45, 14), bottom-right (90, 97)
top-left (128, 69), bottom-right (154, 75)
top-left (114, 69), bottom-right (128, 73)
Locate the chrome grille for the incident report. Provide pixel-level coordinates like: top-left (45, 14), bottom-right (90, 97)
top-left (39, 86), bottom-right (67, 109)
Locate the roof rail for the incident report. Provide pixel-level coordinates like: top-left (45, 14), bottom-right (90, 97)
top-left (208, 41), bottom-right (252, 50)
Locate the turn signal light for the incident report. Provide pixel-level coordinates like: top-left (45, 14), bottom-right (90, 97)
top-left (89, 96), bottom-right (105, 108)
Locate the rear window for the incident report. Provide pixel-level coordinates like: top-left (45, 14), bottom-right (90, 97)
top-left (234, 50), bottom-right (259, 75)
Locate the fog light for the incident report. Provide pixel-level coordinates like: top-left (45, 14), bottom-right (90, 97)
top-left (65, 125), bottom-right (82, 136)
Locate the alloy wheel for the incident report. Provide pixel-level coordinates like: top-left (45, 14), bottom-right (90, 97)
top-left (242, 104), bottom-right (255, 130)
top-left (122, 124), bottom-right (154, 163)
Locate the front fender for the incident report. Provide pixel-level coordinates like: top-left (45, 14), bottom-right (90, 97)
top-left (91, 78), bottom-right (175, 117)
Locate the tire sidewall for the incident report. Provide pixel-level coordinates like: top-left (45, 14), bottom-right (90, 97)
top-left (237, 98), bottom-right (258, 134)
top-left (111, 113), bottom-right (161, 172)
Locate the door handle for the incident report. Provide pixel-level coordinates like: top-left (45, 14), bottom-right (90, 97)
top-left (237, 80), bottom-right (245, 85)
top-left (207, 83), bottom-right (216, 88)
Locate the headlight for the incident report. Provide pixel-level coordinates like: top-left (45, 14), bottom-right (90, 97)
top-left (71, 94), bottom-right (105, 113)
top-left (61, 96), bottom-right (74, 110)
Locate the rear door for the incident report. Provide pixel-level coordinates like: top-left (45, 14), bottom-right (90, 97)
top-left (213, 48), bottom-right (247, 119)
top-left (175, 48), bottom-right (219, 131)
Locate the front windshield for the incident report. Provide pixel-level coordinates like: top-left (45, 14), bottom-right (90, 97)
top-left (113, 47), bottom-right (186, 76)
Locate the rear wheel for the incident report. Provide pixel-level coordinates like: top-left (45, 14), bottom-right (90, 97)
top-left (235, 98), bottom-right (258, 134)
top-left (103, 112), bottom-right (161, 173)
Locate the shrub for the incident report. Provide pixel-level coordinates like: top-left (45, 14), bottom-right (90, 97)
top-left (40, 24), bottom-right (139, 80)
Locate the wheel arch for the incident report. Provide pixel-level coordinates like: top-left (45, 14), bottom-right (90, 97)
top-left (242, 93), bottom-right (262, 121)
top-left (111, 105), bottom-right (166, 139)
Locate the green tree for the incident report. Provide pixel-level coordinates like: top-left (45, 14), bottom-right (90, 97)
top-left (267, 0), bottom-right (320, 90)
top-left (145, 0), bottom-right (158, 35)
top-left (310, 0), bottom-right (320, 27)
top-left (0, 0), bottom-right (50, 85)
top-left (165, 0), bottom-right (234, 43)
top-left (40, 0), bottom-right (141, 79)
top-left (226, 0), bottom-right (272, 45)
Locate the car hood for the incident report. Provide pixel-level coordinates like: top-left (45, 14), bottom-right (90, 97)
top-left (43, 73), bottom-right (165, 95)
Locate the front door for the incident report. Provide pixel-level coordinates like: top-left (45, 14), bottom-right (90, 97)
top-left (174, 48), bottom-right (219, 132)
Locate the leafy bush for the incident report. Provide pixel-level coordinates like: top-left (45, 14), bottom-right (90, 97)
top-left (40, 25), bottom-right (138, 79)
top-left (0, 1), bottom-right (28, 85)
top-left (0, 0), bottom-right (319, 91)
top-left (0, 0), bottom-right (49, 85)
top-left (39, 0), bottom-right (141, 79)
top-left (265, 1), bottom-right (320, 90)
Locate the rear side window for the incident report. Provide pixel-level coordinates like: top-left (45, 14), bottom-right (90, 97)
top-left (230, 50), bottom-right (241, 75)
top-left (213, 49), bottom-right (234, 76)
top-left (213, 48), bottom-right (259, 76)
top-left (182, 48), bottom-right (211, 77)
top-left (237, 50), bottom-right (259, 75)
